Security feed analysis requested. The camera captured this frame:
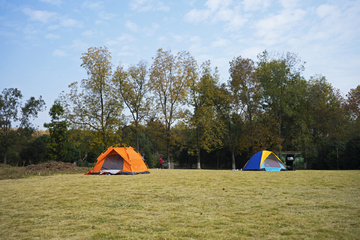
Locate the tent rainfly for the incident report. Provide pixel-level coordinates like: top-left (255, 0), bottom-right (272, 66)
top-left (85, 146), bottom-right (150, 175)
top-left (243, 150), bottom-right (287, 171)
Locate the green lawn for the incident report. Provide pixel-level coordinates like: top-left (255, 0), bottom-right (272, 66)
top-left (0, 169), bottom-right (359, 239)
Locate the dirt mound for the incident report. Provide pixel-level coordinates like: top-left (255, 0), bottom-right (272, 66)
top-left (0, 163), bottom-right (11, 168)
top-left (25, 161), bottom-right (79, 173)
top-left (0, 161), bottom-right (90, 180)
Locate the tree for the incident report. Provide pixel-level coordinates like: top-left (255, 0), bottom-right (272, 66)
top-left (113, 60), bottom-right (151, 151)
top-left (149, 48), bottom-right (197, 168)
top-left (20, 134), bottom-right (48, 166)
top-left (60, 47), bottom-right (123, 151)
top-left (345, 85), bottom-right (360, 121)
top-left (229, 56), bottom-right (261, 156)
top-left (0, 88), bottom-right (45, 164)
top-left (344, 85), bottom-right (360, 138)
top-left (187, 60), bottom-right (223, 169)
top-left (44, 101), bottom-right (68, 161)
top-left (256, 50), bottom-right (305, 156)
top-left (214, 83), bottom-right (241, 169)
top-left (302, 75), bottom-right (347, 168)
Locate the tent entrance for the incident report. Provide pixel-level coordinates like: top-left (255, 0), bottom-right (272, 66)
top-left (260, 153), bottom-right (284, 171)
top-left (100, 154), bottom-right (124, 174)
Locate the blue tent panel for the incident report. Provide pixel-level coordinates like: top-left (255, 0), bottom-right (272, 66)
top-left (243, 151), bottom-right (262, 170)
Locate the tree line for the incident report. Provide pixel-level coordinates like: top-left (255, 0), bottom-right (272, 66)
top-left (1, 47), bottom-right (359, 169)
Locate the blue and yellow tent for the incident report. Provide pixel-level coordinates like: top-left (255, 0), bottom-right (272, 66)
top-left (243, 150), bottom-right (287, 171)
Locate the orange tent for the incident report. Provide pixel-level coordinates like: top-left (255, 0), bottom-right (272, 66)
top-left (85, 146), bottom-right (150, 175)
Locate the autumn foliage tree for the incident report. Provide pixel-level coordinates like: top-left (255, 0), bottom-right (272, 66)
top-left (113, 60), bottom-right (151, 151)
top-left (150, 49), bottom-right (197, 168)
top-left (60, 47), bottom-right (123, 152)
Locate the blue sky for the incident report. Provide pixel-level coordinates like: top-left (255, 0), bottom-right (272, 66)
top-left (1, 0), bottom-right (359, 129)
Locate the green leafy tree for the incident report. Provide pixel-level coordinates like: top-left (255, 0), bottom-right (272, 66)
top-left (44, 101), bottom-right (68, 161)
top-left (149, 48), bottom-right (197, 168)
top-left (187, 60), bottom-right (223, 169)
top-left (229, 56), bottom-right (262, 156)
top-left (20, 135), bottom-right (48, 165)
top-left (214, 83), bottom-right (241, 169)
top-left (301, 75), bottom-right (347, 168)
top-left (256, 50), bottom-right (305, 156)
top-left (0, 88), bottom-right (45, 164)
top-left (60, 47), bottom-right (123, 151)
top-left (344, 85), bottom-right (360, 138)
top-left (113, 60), bottom-right (151, 151)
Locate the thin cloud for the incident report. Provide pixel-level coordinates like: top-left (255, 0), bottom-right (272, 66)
top-left (60, 18), bottom-right (82, 27)
top-left (129, 0), bottom-right (170, 12)
top-left (105, 34), bottom-right (137, 46)
top-left (125, 20), bottom-right (139, 32)
top-left (39, 0), bottom-right (63, 7)
top-left (82, 1), bottom-right (104, 10)
top-left (53, 49), bottom-right (67, 57)
top-left (254, 8), bottom-right (307, 46)
top-left (211, 38), bottom-right (231, 48)
top-left (22, 8), bottom-right (57, 23)
top-left (184, 0), bottom-right (247, 30)
top-left (45, 33), bottom-right (60, 39)
top-left (243, 0), bottom-right (271, 12)
top-left (98, 11), bottom-right (117, 20)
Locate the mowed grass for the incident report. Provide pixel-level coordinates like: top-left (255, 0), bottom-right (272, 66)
top-left (0, 169), bottom-right (359, 239)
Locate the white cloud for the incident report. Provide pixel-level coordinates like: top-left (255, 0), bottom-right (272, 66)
top-left (211, 38), bottom-right (231, 48)
top-left (117, 46), bottom-right (135, 56)
top-left (82, 30), bottom-right (97, 37)
top-left (39, 0), bottom-right (63, 7)
top-left (22, 8), bottom-right (57, 23)
top-left (105, 34), bottom-right (137, 46)
top-left (243, 0), bottom-right (271, 12)
top-left (129, 0), bottom-right (170, 12)
top-left (279, 0), bottom-right (299, 9)
top-left (53, 49), bottom-right (67, 57)
top-left (254, 8), bottom-right (306, 45)
top-left (125, 20), bottom-right (139, 32)
top-left (82, 1), bottom-right (104, 10)
top-left (48, 25), bottom-right (60, 30)
top-left (60, 18), bottom-right (82, 27)
top-left (184, 9), bottom-right (212, 23)
top-left (98, 11), bottom-right (117, 20)
top-left (184, 0), bottom-right (246, 31)
top-left (157, 35), bottom-right (168, 43)
top-left (208, 0), bottom-right (232, 10)
top-left (242, 47), bottom-right (264, 60)
top-left (316, 4), bottom-right (340, 18)
top-left (172, 34), bottom-right (184, 42)
top-left (45, 33), bottom-right (60, 39)
top-left (69, 39), bottom-right (89, 51)
top-left (188, 36), bottom-right (208, 53)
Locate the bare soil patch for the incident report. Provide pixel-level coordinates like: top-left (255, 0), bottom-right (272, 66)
top-left (0, 161), bottom-right (90, 180)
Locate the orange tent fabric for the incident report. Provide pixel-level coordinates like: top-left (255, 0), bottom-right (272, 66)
top-left (85, 146), bottom-right (150, 175)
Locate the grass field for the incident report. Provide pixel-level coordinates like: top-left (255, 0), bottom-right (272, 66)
top-left (0, 169), bottom-right (359, 239)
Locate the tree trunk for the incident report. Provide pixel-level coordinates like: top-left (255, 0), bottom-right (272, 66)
top-left (136, 130), bottom-right (139, 152)
top-left (167, 130), bottom-right (171, 169)
top-left (231, 146), bottom-right (236, 170)
top-left (3, 149), bottom-right (7, 165)
top-left (278, 113), bottom-right (282, 158)
top-left (197, 126), bottom-right (201, 169)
